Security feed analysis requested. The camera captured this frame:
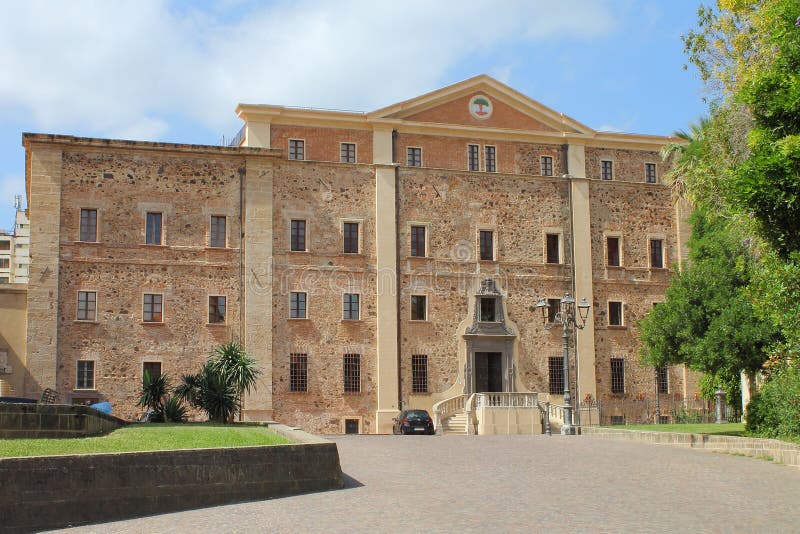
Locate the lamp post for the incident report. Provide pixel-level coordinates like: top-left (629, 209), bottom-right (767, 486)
top-left (535, 294), bottom-right (590, 435)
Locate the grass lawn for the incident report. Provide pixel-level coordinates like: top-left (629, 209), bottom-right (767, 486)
top-left (0, 423), bottom-right (293, 458)
top-left (615, 423), bottom-right (745, 436)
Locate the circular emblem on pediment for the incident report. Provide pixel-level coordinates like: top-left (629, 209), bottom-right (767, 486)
top-left (469, 94), bottom-right (493, 120)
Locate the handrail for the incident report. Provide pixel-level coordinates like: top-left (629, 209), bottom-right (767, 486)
top-left (432, 394), bottom-right (468, 434)
top-left (474, 392), bottom-right (538, 409)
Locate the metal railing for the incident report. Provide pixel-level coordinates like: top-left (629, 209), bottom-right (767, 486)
top-left (228, 125), bottom-right (245, 147)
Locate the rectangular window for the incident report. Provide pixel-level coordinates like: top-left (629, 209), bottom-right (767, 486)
top-left (343, 293), bottom-right (360, 320)
top-left (467, 144), bottom-right (480, 171)
top-left (143, 361), bottom-right (162, 380)
top-left (545, 233), bottom-right (560, 264)
top-left (645, 163), bottom-right (657, 183)
top-left (340, 142), bottom-right (356, 163)
top-left (0, 240), bottom-right (9, 250)
top-left (208, 296), bottom-right (226, 324)
top-left (290, 353), bottom-right (308, 392)
top-left (289, 139), bottom-right (305, 160)
top-left (541, 156), bottom-right (553, 177)
top-left (343, 353), bottom-right (361, 393)
top-left (480, 297), bottom-right (496, 322)
top-left (601, 160), bottom-right (613, 181)
top-left (479, 230), bottom-right (494, 261)
top-left (343, 222), bottom-right (359, 254)
top-left (76, 360), bottom-right (95, 390)
top-left (210, 216), bottom-right (226, 248)
top-left (657, 366), bottom-right (669, 394)
top-left (610, 358), bottom-right (625, 394)
top-left (80, 208), bottom-right (97, 242)
top-left (411, 295), bottom-right (427, 321)
top-left (145, 212), bottom-right (162, 245)
top-left (291, 219), bottom-right (306, 252)
top-left (607, 236), bottom-right (621, 267)
top-left (548, 357), bottom-right (564, 394)
top-left (410, 225), bottom-right (426, 257)
top-left (77, 291), bottom-right (97, 321)
top-left (0, 277), bottom-right (8, 284)
top-left (485, 146), bottom-right (497, 173)
top-left (608, 301), bottom-right (623, 327)
top-left (407, 147), bottom-right (422, 167)
top-left (0, 258), bottom-right (8, 269)
top-left (412, 354), bottom-right (428, 393)
top-left (290, 292), bottom-right (307, 319)
top-left (143, 293), bottom-right (163, 323)
top-left (547, 298), bottom-right (561, 323)
top-left (650, 239), bottom-right (664, 268)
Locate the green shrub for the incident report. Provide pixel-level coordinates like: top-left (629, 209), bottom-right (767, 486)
top-left (746, 365), bottom-right (800, 438)
top-left (161, 395), bottom-right (187, 423)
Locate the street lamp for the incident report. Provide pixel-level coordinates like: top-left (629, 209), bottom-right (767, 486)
top-left (535, 294), bottom-right (590, 435)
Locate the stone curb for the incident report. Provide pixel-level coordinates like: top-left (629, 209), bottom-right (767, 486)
top-left (579, 426), bottom-right (800, 468)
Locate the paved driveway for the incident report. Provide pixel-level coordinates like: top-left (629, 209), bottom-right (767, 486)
top-left (55, 434), bottom-right (800, 533)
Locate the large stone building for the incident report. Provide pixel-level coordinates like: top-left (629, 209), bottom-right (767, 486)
top-left (20, 76), bottom-right (695, 433)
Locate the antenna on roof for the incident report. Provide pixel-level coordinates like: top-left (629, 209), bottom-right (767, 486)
top-left (13, 195), bottom-right (22, 210)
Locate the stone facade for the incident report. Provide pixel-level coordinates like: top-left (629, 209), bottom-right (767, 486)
top-left (21, 76), bottom-right (698, 432)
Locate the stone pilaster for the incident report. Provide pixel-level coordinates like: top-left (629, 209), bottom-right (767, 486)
top-left (242, 156), bottom-right (274, 420)
top-left (24, 144), bottom-right (63, 399)
top-left (567, 144), bottom-right (597, 400)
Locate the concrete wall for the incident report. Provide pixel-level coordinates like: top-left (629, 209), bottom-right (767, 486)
top-left (476, 407), bottom-right (543, 435)
top-left (0, 424), bottom-right (344, 533)
top-left (0, 402), bottom-right (125, 438)
top-left (0, 285), bottom-right (27, 397)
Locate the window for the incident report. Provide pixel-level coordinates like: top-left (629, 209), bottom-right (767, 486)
top-left (412, 354), bottom-right (428, 393)
top-left (467, 144), bottom-right (480, 171)
top-left (76, 360), bottom-right (95, 390)
top-left (340, 142), bottom-right (356, 163)
top-left (145, 212), bottom-right (162, 245)
top-left (143, 293), bottom-right (163, 323)
top-left (610, 358), bottom-right (625, 394)
top-left (0, 240), bottom-right (9, 250)
top-left (208, 296), bottom-right (226, 324)
top-left (210, 216), bottom-right (226, 248)
top-left (601, 160), bottom-right (613, 181)
top-left (0, 259), bottom-right (8, 269)
top-left (143, 361), bottom-right (162, 381)
top-left (485, 146), bottom-right (497, 173)
top-left (480, 297), bottom-right (496, 322)
top-left (541, 156), bottom-right (553, 177)
top-left (80, 208), bottom-right (97, 242)
top-left (77, 291), bottom-right (97, 321)
top-left (410, 295), bottom-right (427, 321)
top-left (548, 357), bottom-right (564, 394)
top-left (289, 139), bottom-right (305, 160)
top-left (610, 415), bottom-right (626, 425)
top-left (650, 239), bottom-right (664, 268)
top-left (545, 233), bottom-right (560, 264)
top-left (290, 353), bottom-right (308, 392)
top-left (547, 298), bottom-right (561, 323)
top-left (0, 277), bottom-right (7, 284)
top-left (645, 163), bottom-right (657, 183)
top-left (343, 222), bottom-right (359, 254)
top-left (608, 301), bottom-right (623, 327)
top-left (343, 293), bottom-right (360, 320)
top-left (343, 354), bottom-right (361, 393)
top-left (479, 230), bottom-right (494, 261)
top-left (410, 225), bottom-right (426, 257)
top-left (291, 220), bottom-right (306, 252)
top-left (407, 147), bottom-right (422, 167)
top-left (657, 366), bottom-right (669, 394)
top-left (290, 292), bottom-right (307, 319)
top-left (607, 236), bottom-right (621, 267)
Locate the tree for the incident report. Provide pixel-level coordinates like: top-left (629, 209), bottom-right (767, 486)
top-left (639, 208), bottom-right (780, 397)
top-left (209, 341), bottom-right (261, 410)
top-left (138, 371), bottom-right (186, 423)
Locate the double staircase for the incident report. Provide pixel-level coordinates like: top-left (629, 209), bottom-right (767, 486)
top-left (433, 392), bottom-right (563, 435)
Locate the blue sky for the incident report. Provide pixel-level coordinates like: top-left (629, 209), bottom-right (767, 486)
top-left (0, 0), bottom-right (708, 231)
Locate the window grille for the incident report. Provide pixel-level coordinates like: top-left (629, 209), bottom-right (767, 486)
top-left (657, 366), bottom-right (669, 394)
top-left (611, 358), bottom-right (625, 394)
top-left (645, 163), bottom-right (657, 183)
top-left (290, 353), bottom-right (308, 392)
top-left (548, 356), bottom-right (564, 394)
top-left (541, 156), bottom-right (553, 176)
top-left (412, 354), bottom-right (428, 393)
top-left (601, 160), bottom-right (613, 180)
top-left (343, 354), bottom-right (361, 393)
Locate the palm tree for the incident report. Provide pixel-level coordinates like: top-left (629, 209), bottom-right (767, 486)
top-left (138, 370), bottom-right (170, 422)
top-left (209, 341), bottom-right (261, 420)
top-left (660, 117), bottom-right (709, 202)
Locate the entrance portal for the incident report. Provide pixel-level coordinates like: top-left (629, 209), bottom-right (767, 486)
top-left (474, 352), bottom-right (503, 392)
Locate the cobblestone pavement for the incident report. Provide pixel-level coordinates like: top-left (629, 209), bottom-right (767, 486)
top-left (56, 434), bottom-right (800, 533)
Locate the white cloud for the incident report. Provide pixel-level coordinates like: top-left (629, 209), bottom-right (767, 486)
top-left (0, 0), bottom-right (617, 141)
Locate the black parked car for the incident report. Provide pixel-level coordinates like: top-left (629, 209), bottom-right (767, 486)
top-left (393, 409), bottom-right (435, 435)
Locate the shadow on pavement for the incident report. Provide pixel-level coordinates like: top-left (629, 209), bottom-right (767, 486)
top-left (342, 473), bottom-right (364, 489)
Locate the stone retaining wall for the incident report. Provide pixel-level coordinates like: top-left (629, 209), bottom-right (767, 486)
top-left (0, 402), bottom-right (125, 438)
top-left (0, 424), bottom-right (344, 532)
top-left (580, 426), bottom-right (800, 468)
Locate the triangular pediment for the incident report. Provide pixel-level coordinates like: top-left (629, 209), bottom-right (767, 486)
top-left (369, 75), bottom-right (593, 135)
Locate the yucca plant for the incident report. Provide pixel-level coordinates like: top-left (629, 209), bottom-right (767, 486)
top-left (138, 370), bottom-right (171, 422)
top-left (161, 395), bottom-right (188, 423)
top-left (196, 361), bottom-right (239, 423)
top-left (209, 341), bottom-right (261, 420)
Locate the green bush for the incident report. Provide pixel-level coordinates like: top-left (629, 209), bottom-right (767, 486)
top-left (746, 365), bottom-right (800, 438)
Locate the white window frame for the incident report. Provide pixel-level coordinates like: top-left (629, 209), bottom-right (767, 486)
top-left (648, 234), bottom-right (667, 269)
top-left (477, 227), bottom-right (497, 262)
top-left (408, 222), bottom-right (431, 258)
top-left (288, 138), bottom-right (306, 161)
top-left (340, 141), bottom-right (357, 163)
top-left (406, 146), bottom-right (423, 167)
top-left (484, 145), bottom-right (497, 173)
top-left (543, 229), bottom-right (563, 265)
top-left (608, 300), bottom-right (625, 327)
top-left (341, 218), bottom-right (364, 255)
top-left (604, 232), bottom-right (623, 267)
